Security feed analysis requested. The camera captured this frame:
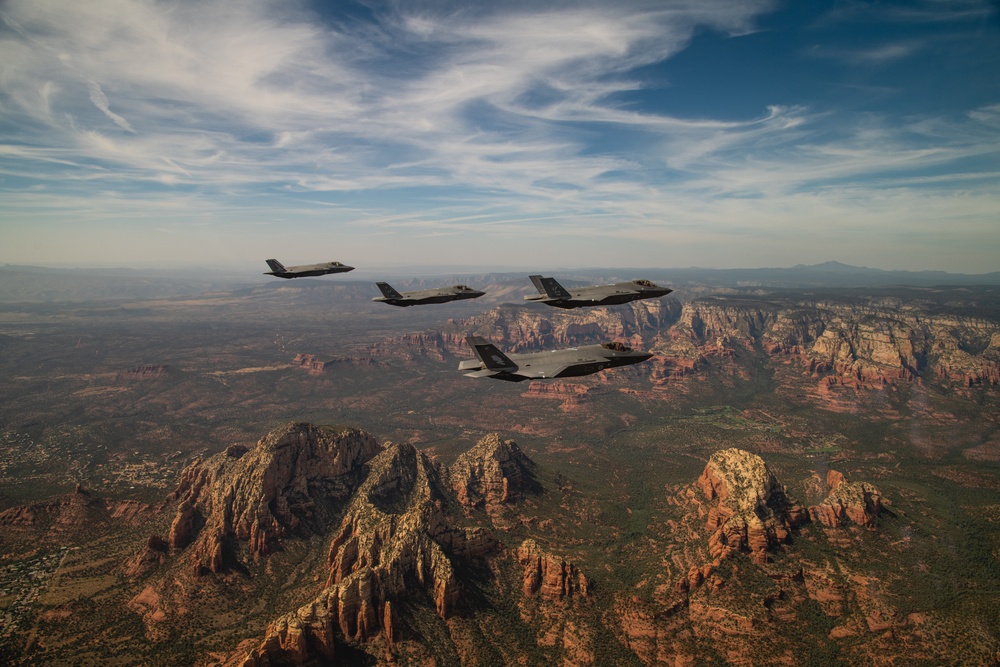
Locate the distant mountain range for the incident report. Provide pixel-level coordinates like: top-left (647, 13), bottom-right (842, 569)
top-left (1, 261), bottom-right (998, 302)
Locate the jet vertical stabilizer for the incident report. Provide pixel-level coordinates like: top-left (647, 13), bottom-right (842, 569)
top-left (376, 282), bottom-right (404, 300)
top-left (529, 274), bottom-right (572, 299)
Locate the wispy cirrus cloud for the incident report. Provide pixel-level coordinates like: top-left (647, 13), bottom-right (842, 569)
top-left (0, 0), bottom-right (998, 271)
top-left (87, 81), bottom-right (135, 133)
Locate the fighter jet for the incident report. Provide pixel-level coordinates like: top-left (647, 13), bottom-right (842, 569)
top-left (458, 335), bottom-right (653, 382)
top-left (524, 275), bottom-right (672, 309)
top-left (372, 282), bottom-right (485, 307)
top-left (263, 258), bottom-right (354, 279)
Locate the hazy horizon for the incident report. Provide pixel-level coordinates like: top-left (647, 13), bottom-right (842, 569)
top-left (2, 257), bottom-right (998, 279)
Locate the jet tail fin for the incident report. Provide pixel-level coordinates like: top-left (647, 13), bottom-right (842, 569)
top-left (529, 275), bottom-right (571, 299)
top-left (265, 259), bottom-right (287, 273)
top-left (466, 335), bottom-right (517, 371)
top-left (376, 282), bottom-right (403, 299)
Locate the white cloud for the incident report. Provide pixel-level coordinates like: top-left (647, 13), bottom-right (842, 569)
top-left (87, 81), bottom-right (135, 133)
top-left (0, 0), bottom-right (997, 272)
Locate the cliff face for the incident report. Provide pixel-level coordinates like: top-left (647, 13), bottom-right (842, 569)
top-left (450, 433), bottom-right (536, 513)
top-left (808, 471), bottom-right (886, 528)
top-left (615, 448), bottom-right (894, 665)
top-left (697, 449), bottom-right (808, 565)
top-left (230, 438), bottom-right (503, 667)
top-left (166, 422), bottom-right (381, 573)
top-left (322, 293), bottom-right (999, 403)
top-left (517, 539), bottom-right (589, 601)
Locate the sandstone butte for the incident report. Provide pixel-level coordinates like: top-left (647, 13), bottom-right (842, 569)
top-left (448, 432), bottom-right (535, 512)
top-left (517, 538), bottom-right (590, 601)
top-left (695, 448), bottom-right (885, 571)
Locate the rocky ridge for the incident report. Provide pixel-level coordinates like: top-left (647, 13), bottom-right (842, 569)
top-left (215, 430), bottom-right (536, 666)
top-left (165, 423), bottom-right (381, 574)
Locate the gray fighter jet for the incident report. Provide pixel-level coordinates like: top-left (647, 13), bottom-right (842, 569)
top-left (459, 335), bottom-right (653, 382)
top-left (263, 258), bottom-right (354, 279)
top-left (372, 282), bottom-right (485, 307)
top-left (524, 275), bottom-right (672, 308)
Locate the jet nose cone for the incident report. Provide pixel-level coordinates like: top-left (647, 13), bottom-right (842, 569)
top-left (342, 265), bottom-right (355, 272)
top-left (636, 352), bottom-right (654, 363)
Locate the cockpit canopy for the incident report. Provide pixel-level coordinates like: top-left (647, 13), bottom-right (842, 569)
top-left (601, 342), bottom-right (633, 352)
top-left (455, 285), bottom-right (473, 291)
top-left (632, 279), bottom-right (656, 287)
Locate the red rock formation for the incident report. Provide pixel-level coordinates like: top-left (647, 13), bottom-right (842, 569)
top-left (167, 422), bottom-right (381, 574)
top-left (809, 481), bottom-right (886, 528)
top-left (522, 380), bottom-right (595, 411)
top-left (293, 353), bottom-right (332, 375)
top-left (124, 534), bottom-right (169, 579)
top-left (231, 440), bottom-right (499, 666)
top-left (450, 433), bottom-right (535, 512)
top-left (167, 500), bottom-right (197, 552)
top-left (696, 449), bottom-right (807, 565)
top-left (517, 539), bottom-right (589, 601)
top-left (0, 485), bottom-right (153, 532)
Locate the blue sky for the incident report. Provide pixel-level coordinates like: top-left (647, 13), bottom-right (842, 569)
top-left (1, 0), bottom-right (998, 272)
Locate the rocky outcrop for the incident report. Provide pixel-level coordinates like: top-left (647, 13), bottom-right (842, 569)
top-left (935, 332), bottom-right (1000, 387)
top-left (809, 475), bottom-right (886, 528)
top-left (124, 535), bottom-right (169, 579)
top-left (690, 453), bottom-right (887, 578)
top-left (293, 353), bottom-right (333, 375)
top-left (0, 485), bottom-right (153, 532)
top-left (231, 441), bottom-right (497, 666)
top-left (698, 449), bottom-right (808, 565)
top-left (522, 380), bottom-right (595, 410)
top-left (450, 433), bottom-right (535, 512)
top-left (460, 300), bottom-right (680, 352)
top-left (165, 422), bottom-right (381, 574)
top-left (517, 539), bottom-right (589, 601)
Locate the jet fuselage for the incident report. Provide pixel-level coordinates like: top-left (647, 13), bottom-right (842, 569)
top-left (459, 337), bottom-right (653, 382)
top-left (524, 276), bottom-right (672, 309)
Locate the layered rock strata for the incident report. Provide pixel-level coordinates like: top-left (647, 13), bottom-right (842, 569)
top-left (450, 433), bottom-right (535, 512)
top-left (808, 471), bottom-right (886, 528)
top-left (232, 441), bottom-right (497, 666)
top-left (698, 449), bottom-right (809, 565)
top-left (165, 422), bottom-right (381, 574)
top-left (517, 539), bottom-right (589, 601)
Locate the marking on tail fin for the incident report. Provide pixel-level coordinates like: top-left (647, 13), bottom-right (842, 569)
top-left (265, 259), bottom-right (287, 273)
top-left (466, 335), bottom-right (517, 371)
top-left (376, 282), bottom-right (403, 299)
top-left (529, 275), bottom-right (571, 299)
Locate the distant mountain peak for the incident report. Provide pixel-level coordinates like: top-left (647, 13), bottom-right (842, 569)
top-left (802, 261), bottom-right (869, 272)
